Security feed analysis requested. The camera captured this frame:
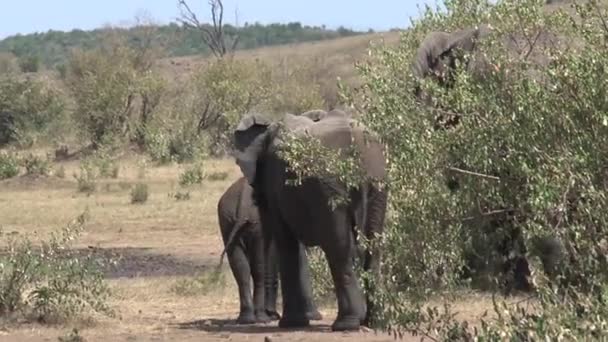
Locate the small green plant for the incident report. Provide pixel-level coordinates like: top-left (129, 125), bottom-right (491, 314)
top-left (307, 247), bottom-right (335, 304)
top-left (171, 270), bottom-right (225, 297)
top-left (206, 171), bottom-right (229, 182)
top-left (178, 162), bottom-right (205, 187)
top-left (0, 211), bottom-right (113, 323)
top-left (0, 152), bottom-right (19, 179)
top-left (58, 328), bottom-right (85, 342)
top-left (73, 160), bottom-right (96, 194)
top-left (171, 191), bottom-right (191, 201)
top-left (130, 183), bottom-right (149, 204)
top-left (22, 153), bottom-right (51, 177)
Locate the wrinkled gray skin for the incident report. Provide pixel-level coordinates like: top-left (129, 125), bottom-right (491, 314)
top-left (299, 109), bottom-right (328, 122)
top-left (233, 109), bottom-right (388, 331)
top-left (217, 177), bottom-right (322, 324)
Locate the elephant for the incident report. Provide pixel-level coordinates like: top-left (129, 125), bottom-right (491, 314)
top-left (411, 25), bottom-right (568, 292)
top-left (217, 176), bottom-right (322, 324)
top-left (299, 109), bottom-right (328, 122)
top-left (411, 24), bottom-right (494, 129)
top-left (232, 109), bottom-right (388, 331)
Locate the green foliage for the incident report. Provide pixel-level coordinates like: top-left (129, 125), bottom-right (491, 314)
top-left (73, 160), bottom-right (97, 194)
top-left (0, 23), bottom-right (363, 68)
top-left (307, 247), bottom-right (334, 303)
top-left (268, 59), bottom-right (326, 114)
top-left (0, 212), bottom-right (113, 323)
top-left (0, 151), bottom-right (20, 180)
top-left (18, 55), bottom-right (40, 73)
top-left (65, 34), bottom-right (166, 148)
top-left (0, 76), bottom-right (66, 146)
top-left (0, 53), bottom-right (19, 75)
top-left (170, 190), bottom-right (191, 201)
top-left (21, 153), bottom-right (51, 177)
top-left (178, 161), bottom-right (205, 187)
top-left (274, 0), bottom-right (608, 339)
top-left (58, 328), bottom-right (85, 342)
top-left (130, 183), bottom-right (149, 204)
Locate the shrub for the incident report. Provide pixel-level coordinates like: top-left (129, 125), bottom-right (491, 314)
top-left (178, 162), bottom-right (205, 187)
top-left (283, 0), bottom-right (608, 339)
top-left (0, 211), bottom-right (113, 322)
top-left (18, 55), bottom-right (40, 73)
top-left (130, 183), bottom-right (149, 204)
top-left (0, 76), bottom-right (66, 146)
top-left (65, 35), bottom-right (166, 149)
top-left (73, 160), bottom-right (97, 194)
top-left (307, 247), bottom-right (334, 303)
top-left (170, 191), bottom-right (191, 201)
top-left (0, 53), bottom-right (19, 75)
top-left (22, 154), bottom-right (51, 177)
top-left (0, 152), bottom-right (19, 179)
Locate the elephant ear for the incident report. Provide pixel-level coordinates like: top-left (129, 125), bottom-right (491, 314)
top-left (233, 113), bottom-right (274, 185)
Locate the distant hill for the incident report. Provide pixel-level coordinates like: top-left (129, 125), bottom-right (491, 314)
top-left (0, 22), bottom-right (367, 68)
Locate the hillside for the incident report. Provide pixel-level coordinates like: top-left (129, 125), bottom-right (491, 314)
top-left (0, 22), bottom-right (366, 68)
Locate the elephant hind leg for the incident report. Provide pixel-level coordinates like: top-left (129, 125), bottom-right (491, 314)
top-left (227, 244), bottom-right (256, 324)
top-left (249, 230), bottom-right (271, 323)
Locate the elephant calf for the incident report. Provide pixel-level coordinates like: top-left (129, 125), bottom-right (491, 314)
top-left (217, 177), bottom-right (322, 324)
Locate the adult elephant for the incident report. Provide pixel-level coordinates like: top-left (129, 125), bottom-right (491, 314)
top-left (232, 109), bottom-right (388, 331)
top-left (217, 177), bottom-right (322, 324)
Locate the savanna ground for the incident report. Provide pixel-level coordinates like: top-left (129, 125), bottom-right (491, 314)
top-left (0, 151), bottom-right (521, 342)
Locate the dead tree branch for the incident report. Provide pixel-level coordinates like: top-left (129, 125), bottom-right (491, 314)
top-left (177, 0), bottom-right (239, 59)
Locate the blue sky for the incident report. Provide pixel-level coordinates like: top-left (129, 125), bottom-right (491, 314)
top-left (0, 0), bottom-right (438, 39)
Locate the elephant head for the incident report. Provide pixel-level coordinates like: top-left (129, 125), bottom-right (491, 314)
top-left (411, 24), bottom-right (493, 100)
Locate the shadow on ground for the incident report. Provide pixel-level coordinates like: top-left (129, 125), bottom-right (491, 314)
top-left (0, 246), bottom-right (214, 279)
top-left (174, 318), bottom-right (332, 334)
top-left (75, 247), bottom-right (211, 278)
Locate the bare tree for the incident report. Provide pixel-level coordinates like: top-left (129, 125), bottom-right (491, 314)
top-left (177, 0), bottom-right (240, 58)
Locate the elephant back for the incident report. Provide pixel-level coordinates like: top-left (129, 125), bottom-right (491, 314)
top-left (284, 111), bottom-right (386, 181)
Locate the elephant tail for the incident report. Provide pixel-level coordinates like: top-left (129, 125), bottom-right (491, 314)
top-left (217, 220), bottom-right (250, 270)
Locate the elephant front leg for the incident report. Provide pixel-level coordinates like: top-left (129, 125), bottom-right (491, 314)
top-left (324, 223), bottom-right (366, 332)
top-left (264, 237), bottom-right (281, 321)
top-left (276, 230), bottom-right (311, 328)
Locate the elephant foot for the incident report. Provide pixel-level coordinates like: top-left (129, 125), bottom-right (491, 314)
top-left (255, 310), bottom-right (271, 323)
top-left (331, 316), bottom-right (361, 332)
top-left (278, 314), bottom-right (310, 329)
top-left (236, 311), bottom-right (257, 325)
top-left (306, 309), bottom-right (323, 321)
top-left (265, 309), bottom-right (281, 321)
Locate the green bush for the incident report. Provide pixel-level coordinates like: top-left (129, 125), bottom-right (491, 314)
top-left (22, 154), bottom-right (51, 177)
top-left (281, 0), bottom-right (608, 339)
top-left (0, 212), bottom-right (113, 322)
top-left (0, 152), bottom-right (20, 179)
top-left (73, 160), bottom-right (97, 194)
top-left (18, 55), bottom-right (40, 73)
top-left (0, 76), bottom-right (66, 146)
top-left (65, 35), bottom-right (166, 149)
top-left (130, 183), bottom-right (149, 204)
top-left (178, 162), bottom-right (205, 187)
